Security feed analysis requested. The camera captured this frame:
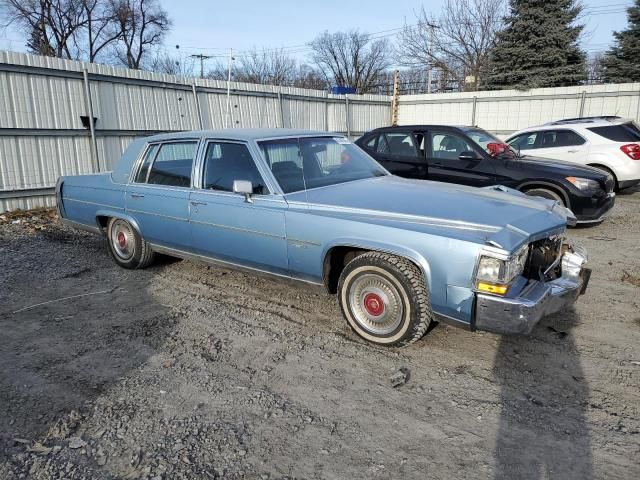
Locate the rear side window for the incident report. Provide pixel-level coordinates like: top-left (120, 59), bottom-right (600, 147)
top-left (135, 144), bottom-right (159, 183)
top-left (147, 141), bottom-right (198, 187)
top-left (587, 123), bottom-right (640, 142)
top-left (539, 130), bottom-right (586, 147)
top-left (378, 133), bottom-right (419, 156)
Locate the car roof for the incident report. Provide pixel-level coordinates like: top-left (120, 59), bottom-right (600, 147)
top-left (367, 125), bottom-right (472, 133)
top-left (142, 128), bottom-right (337, 142)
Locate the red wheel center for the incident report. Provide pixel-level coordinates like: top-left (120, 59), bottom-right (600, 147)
top-left (117, 231), bottom-right (127, 248)
top-left (363, 292), bottom-right (384, 316)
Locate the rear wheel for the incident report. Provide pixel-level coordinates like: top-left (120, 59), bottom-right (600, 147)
top-left (524, 187), bottom-right (565, 206)
top-left (337, 252), bottom-right (432, 347)
top-left (106, 218), bottom-right (154, 269)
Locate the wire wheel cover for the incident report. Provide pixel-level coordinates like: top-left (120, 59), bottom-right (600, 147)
top-left (348, 273), bottom-right (405, 335)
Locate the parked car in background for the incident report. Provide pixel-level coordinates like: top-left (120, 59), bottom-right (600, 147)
top-left (57, 129), bottom-right (590, 347)
top-left (356, 125), bottom-right (616, 224)
top-left (506, 117), bottom-right (640, 190)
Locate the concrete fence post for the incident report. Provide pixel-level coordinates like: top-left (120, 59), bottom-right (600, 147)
top-left (277, 90), bottom-right (285, 128)
top-left (579, 91), bottom-right (587, 117)
top-left (82, 69), bottom-right (99, 172)
top-left (345, 95), bottom-right (351, 138)
top-left (471, 96), bottom-right (478, 126)
top-left (192, 83), bottom-right (203, 130)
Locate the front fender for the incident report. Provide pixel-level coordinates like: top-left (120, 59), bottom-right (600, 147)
top-left (321, 237), bottom-right (433, 289)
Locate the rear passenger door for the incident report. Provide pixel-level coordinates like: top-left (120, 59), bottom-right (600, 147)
top-left (528, 129), bottom-right (588, 163)
top-left (126, 140), bottom-right (198, 249)
top-left (366, 131), bottom-right (427, 179)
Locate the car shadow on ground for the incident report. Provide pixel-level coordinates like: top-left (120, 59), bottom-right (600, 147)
top-left (0, 230), bottom-right (176, 464)
top-left (492, 310), bottom-right (592, 479)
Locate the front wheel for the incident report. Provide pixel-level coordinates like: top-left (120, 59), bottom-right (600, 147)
top-left (524, 187), bottom-right (566, 206)
top-left (106, 218), bottom-right (155, 269)
top-left (337, 252), bottom-right (433, 347)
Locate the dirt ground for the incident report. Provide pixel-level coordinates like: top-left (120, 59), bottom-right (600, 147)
top-left (1, 190), bottom-right (639, 480)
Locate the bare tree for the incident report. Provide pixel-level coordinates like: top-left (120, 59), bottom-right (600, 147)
top-left (109, 0), bottom-right (170, 69)
top-left (149, 52), bottom-right (195, 76)
top-left (74, 0), bottom-right (121, 62)
top-left (397, 0), bottom-right (506, 91)
top-left (586, 52), bottom-right (604, 85)
top-left (293, 64), bottom-right (327, 90)
top-left (309, 30), bottom-right (392, 93)
top-left (1, 0), bottom-right (87, 59)
top-left (234, 48), bottom-right (297, 86)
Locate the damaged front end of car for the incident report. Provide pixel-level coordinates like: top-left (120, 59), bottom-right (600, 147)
top-left (473, 236), bottom-right (591, 335)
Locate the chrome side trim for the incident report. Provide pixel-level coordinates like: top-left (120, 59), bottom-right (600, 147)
top-left (63, 198), bottom-right (124, 210)
top-left (126, 209), bottom-right (188, 222)
top-left (148, 243), bottom-right (324, 288)
top-left (190, 219), bottom-right (285, 239)
top-left (432, 312), bottom-right (473, 331)
top-left (288, 238), bottom-right (322, 247)
top-left (60, 218), bottom-right (101, 234)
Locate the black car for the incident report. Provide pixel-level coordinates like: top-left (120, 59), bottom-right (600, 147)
top-left (356, 125), bottom-right (616, 224)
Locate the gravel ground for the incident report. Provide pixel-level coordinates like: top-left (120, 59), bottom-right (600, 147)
top-left (1, 190), bottom-right (639, 480)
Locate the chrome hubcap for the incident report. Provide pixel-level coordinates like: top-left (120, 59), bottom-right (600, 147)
top-left (348, 273), bottom-right (404, 335)
top-left (110, 220), bottom-right (134, 260)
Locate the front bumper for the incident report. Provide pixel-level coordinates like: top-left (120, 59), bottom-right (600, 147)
top-left (474, 246), bottom-right (590, 335)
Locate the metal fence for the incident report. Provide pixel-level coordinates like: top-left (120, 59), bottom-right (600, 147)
top-left (2, 49), bottom-right (640, 213)
top-left (0, 51), bottom-right (391, 212)
top-left (398, 82), bottom-right (640, 137)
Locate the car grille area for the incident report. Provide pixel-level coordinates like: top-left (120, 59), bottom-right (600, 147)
top-left (524, 236), bottom-right (564, 281)
top-left (605, 175), bottom-right (615, 193)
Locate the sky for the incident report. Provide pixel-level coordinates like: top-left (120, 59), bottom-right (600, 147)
top-left (0, 0), bottom-right (634, 67)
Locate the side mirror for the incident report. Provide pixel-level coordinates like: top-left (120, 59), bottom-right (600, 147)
top-left (233, 179), bottom-right (253, 203)
top-left (459, 151), bottom-right (480, 161)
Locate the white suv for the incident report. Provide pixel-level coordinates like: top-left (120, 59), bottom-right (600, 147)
top-left (506, 117), bottom-right (640, 190)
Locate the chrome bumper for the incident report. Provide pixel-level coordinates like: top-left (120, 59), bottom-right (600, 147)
top-left (474, 246), bottom-right (590, 335)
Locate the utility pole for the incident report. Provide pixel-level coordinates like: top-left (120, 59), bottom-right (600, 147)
top-left (425, 22), bottom-right (439, 94)
top-left (190, 54), bottom-right (212, 79)
top-left (225, 48), bottom-right (235, 128)
top-left (391, 70), bottom-right (399, 126)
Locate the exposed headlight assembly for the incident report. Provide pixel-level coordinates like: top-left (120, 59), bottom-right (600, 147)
top-left (475, 246), bottom-right (528, 295)
top-left (566, 176), bottom-right (601, 191)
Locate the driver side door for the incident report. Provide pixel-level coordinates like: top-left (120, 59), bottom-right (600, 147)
top-left (425, 130), bottom-right (496, 187)
top-left (189, 140), bottom-right (289, 275)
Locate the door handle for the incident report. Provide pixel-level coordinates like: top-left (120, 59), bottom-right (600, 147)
top-left (190, 201), bottom-right (208, 206)
top-left (567, 150), bottom-right (579, 153)
top-left (130, 193), bottom-right (144, 198)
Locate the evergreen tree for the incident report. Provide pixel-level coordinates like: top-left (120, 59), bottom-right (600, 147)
top-left (601, 0), bottom-right (640, 83)
top-left (485, 0), bottom-right (586, 89)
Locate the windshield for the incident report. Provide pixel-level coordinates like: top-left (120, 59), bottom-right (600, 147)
top-left (258, 136), bottom-right (387, 194)
top-left (461, 127), bottom-right (518, 158)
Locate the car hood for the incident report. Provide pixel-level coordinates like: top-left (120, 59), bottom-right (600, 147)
top-left (511, 155), bottom-right (607, 179)
top-left (285, 176), bottom-right (569, 252)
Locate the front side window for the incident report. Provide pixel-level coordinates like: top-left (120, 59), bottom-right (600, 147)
top-left (202, 142), bottom-right (266, 194)
top-left (508, 132), bottom-right (539, 151)
top-left (146, 141), bottom-right (197, 187)
top-left (259, 136), bottom-right (387, 194)
top-left (430, 132), bottom-right (475, 160)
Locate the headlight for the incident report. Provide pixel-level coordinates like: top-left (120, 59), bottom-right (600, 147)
top-left (566, 176), bottom-right (600, 191)
top-left (475, 246), bottom-right (528, 294)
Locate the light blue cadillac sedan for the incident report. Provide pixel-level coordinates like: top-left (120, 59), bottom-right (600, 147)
top-left (56, 129), bottom-right (591, 346)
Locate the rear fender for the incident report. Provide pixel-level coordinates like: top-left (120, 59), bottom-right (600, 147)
top-left (94, 210), bottom-right (142, 236)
